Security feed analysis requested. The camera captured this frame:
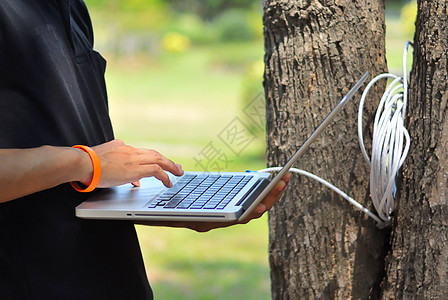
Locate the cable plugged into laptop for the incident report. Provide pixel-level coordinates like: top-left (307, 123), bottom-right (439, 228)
top-left (257, 42), bottom-right (413, 229)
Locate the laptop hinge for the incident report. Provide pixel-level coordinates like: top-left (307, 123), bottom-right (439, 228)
top-left (237, 179), bottom-right (270, 211)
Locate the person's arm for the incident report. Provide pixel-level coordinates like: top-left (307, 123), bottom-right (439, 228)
top-left (0, 139), bottom-right (183, 203)
top-left (136, 173), bottom-right (291, 232)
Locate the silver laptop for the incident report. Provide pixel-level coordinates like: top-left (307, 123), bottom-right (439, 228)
top-left (76, 72), bottom-right (369, 222)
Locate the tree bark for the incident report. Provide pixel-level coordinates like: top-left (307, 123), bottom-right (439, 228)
top-left (382, 1), bottom-right (448, 298)
top-left (263, 0), bottom-right (388, 298)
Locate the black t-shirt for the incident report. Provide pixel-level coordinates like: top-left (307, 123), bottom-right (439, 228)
top-left (0, 1), bottom-right (153, 299)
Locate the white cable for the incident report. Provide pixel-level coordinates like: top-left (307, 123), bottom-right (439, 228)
top-left (359, 41), bottom-right (412, 224)
top-left (258, 167), bottom-right (383, 224)
top-left (259, 42), bottom-right (413, 228)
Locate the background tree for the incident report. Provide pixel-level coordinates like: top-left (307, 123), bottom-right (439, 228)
top-left (263, 0), bottom-right (388, 298)
top-left (382, 0), bottom-right (448, 298)
top-left (264, 0), bottom-right (448, 298)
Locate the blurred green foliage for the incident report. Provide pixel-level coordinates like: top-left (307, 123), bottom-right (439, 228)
top-left (164, 0), bottom-right (260, 21)
top-left (85, 0), bottom-right (169, 31)
top-left (240, 60), bottom-right (265, 150)
top-left (213, 9), bottom-right (258, 42)
top-left (84, 0), bottom-right (262, 55)
top-left (400, 0), bottom-right (417, 38)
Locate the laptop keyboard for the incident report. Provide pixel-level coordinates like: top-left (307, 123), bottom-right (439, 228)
top-left (148, 174), bottom-right (252, 210)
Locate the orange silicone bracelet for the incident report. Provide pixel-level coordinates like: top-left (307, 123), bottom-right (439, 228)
top-left (70, 145), bottom-right (102, 193)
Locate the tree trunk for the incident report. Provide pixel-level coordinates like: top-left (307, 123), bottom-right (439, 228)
top-left (382, 1), bottom-right (448, 298)
top-left (263, 0), bottom-right (388, 298)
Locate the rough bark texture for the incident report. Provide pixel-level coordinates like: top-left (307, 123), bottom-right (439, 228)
top-left (382, 1), bottom-right (448, 298)
top-left (263, 0), bottom-right (388, 298)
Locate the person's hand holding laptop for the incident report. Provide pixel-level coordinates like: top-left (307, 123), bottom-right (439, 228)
top-left (76, 72), bottom-right (369, 230)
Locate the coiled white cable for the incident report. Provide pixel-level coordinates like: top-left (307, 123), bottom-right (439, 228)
top-left (358, 42), bottom-right (412, 224)
top-left (259, 42), bottom-right (412, 228)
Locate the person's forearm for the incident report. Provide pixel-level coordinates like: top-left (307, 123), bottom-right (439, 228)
top-left (0, 140), bottom-right (185, 203)
top-left (0, 146), bottom-right (91, 203)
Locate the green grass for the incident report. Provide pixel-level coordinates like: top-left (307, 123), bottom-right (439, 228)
top-left (106, 42), bottom-right (265, 154)
top-left (101, 11), bottom-right (410, 299)
top-left (105, 42), bottom-right (269, 299)
top-left (136, 216), bottom-right (271, 300)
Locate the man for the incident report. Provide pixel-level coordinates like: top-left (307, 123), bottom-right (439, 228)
top-left (0, 0), bottom-right (289, 299)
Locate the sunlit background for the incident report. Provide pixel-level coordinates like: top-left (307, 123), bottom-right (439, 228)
top-left (84, 0), bottom-right (416, 298)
